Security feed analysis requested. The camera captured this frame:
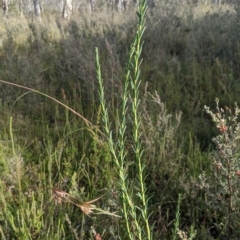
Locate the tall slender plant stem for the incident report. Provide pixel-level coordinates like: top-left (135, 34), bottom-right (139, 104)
top-left (173, 194), bottom-right (182, 240)
top-left (96, 48), bottom-right (140, 239)
top-left (130, 1), bottom-right (151, 239)
top-left (96, 0), bottom-right (151, 239)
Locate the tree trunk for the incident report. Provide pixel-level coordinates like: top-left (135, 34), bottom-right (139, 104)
top-left (2, 0), bottom-right (8, 14)
top-left (88, 0), bottom-right (96, 11)
top-left (25, 0), bottom-right (33, 14)
top-left (72, 0), bottom-right (80, 13)
top-left (33, 0), bottom-right (42, 21)
top-left (19, 0), bottom-right (23, 16)
top-left (62, 0), bottom-right (73, 21)
top-left (117, 0), bottom-right (123, 12)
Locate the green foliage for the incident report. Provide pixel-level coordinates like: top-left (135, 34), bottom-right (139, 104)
top-left (1, 1), bottom-right (240, 239)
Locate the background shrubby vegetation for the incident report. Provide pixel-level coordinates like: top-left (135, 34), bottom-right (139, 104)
top-left (1, 0), bottom-right (240, 239)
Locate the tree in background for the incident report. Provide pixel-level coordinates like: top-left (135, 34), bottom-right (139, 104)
top-left (1, 0), bottom-right (239, 20)
top-left (2, 0), bottom-right (8, 15)
top-left (88, 0), bottom-right (95, 11)
top-left (62, 0), bottom-right (73, 20)
top-left (19, 0), bottom-right (23, 16)
top-left (33, 0), bottom-right (42, 21)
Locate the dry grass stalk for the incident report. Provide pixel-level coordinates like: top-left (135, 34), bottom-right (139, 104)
top-left (52, 188), bottom-right (119, 217)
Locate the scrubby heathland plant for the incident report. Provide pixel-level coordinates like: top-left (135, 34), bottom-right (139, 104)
top-left (198, 99), bottom-right (240, 238)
